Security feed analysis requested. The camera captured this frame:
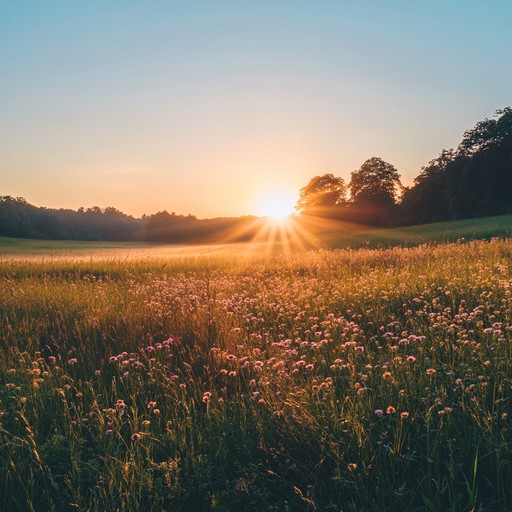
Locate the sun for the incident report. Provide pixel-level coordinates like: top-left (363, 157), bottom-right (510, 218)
top-left (256, 189), bottom-right (297, 220)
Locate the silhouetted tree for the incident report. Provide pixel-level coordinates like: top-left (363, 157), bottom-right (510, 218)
top-left (349, 157), bottom-right (402, 225)
top-left (399, 107), bottom-right (512, 223)
top-left (400, 150), bottom-right (454, 225)
top-left (296, 174), bottom-right (347, 217)
top-left (456, 107), bottom-right (512, 157)
top-left (453, 107), bottom-right (512, 216)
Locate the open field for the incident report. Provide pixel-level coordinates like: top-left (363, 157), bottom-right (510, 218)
top-left (1, 212), bottom-right (512, 257)
top-left (2, 233), bottom-right (512, 510)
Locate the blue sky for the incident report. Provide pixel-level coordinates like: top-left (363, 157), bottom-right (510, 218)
top-left (1, 1), bottom-right (511, 217)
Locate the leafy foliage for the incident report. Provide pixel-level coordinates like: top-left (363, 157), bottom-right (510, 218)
top-left (349, 157), bottom-right (402, 225)
top-left (296, 174), bottom-right (347, 216)
top-left (349, 157), bottom-right (402, 207)
top-left (401, 108), bottom-right (512, 224)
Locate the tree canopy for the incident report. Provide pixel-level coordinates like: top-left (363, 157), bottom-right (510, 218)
top-left (295, 174), bottom-right (347, 216)
top-left (346, 157), bottom-right (402, 225)
top-left (400, 107), bottom-right (512, 224)
top-left (349, 157), bottom-right (402, 206)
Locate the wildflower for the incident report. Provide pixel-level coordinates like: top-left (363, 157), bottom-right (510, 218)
top-left (95, 370), bottom-right (101, 375)
top-left (400, 412), bottom-right (409, 418)
top-left (153, 409), bottom-right (160, 415)
top-left (407, 356), bottom-right (416, 362)
top-left (131, 433), bottom-right (141, 441)
top-left (147, 401), bottom-right (157, 409)
top-left (105, 429), bottom-right (113, 436)
top-left (347, 463), bottom-right (358, 472)
top-left (383, 371), bottom-right (392, 379)
top-left (76, 392), bottom-right (83, 398)
top-left (48, 356), bottom-right (56, 363)
top-left (68, 358), bottom-right (78, 365)
top-left (426, 368), bottom-right (436, 375)
top-left (386, 406), bottom-right (396, 414)
top-left (162, 336), bottom-right (177, 346)
top-left (374, 409), bottom-right (384, 417)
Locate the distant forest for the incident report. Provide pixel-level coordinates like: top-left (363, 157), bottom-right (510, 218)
top-left (1, 107), bottom-right (511, 243)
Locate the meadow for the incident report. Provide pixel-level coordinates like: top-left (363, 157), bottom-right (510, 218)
top-left (2, 234), bottom-right (512, 511)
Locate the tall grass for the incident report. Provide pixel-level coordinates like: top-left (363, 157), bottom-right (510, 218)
top-left (1, 239), bottom-right (512, 510)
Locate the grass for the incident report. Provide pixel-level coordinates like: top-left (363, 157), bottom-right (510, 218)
top-left (1, 212), bottom-right (511, 255)
top-left (321, 213), bottom-right (512, 248)
top-left (1, 217), bottom-right (512, 510)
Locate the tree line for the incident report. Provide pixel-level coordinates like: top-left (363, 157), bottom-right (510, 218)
top-left (0, 198), bottom-right (262, 243)
top-left (1, 107), bottom-right (511, 242)
top-left (297, 107), bottom-right (512, 226)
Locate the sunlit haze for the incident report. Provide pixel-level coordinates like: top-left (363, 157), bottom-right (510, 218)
top-left (256, 189), bottom-right (297, 220)
top-left (1, 1), bottom-right (511, 218)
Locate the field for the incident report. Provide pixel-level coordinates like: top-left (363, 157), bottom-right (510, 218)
top-left (2, 212), bottom-right (512, 255)
top-left (2, 230), bottom-right (512, 510)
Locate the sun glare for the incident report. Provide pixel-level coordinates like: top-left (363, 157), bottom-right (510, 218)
top-left (256, 189), bottom-right (297, 220)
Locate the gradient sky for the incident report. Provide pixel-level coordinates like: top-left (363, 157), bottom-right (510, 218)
top-left (1, 1), bottom-right (511, 218)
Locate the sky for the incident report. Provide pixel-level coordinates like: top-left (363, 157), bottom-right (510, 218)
top-left (1, 1), bottom-right (511, 218)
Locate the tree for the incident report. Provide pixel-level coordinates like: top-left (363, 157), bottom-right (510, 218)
top-left (399, 150), bottom-right (454, 225)
top-left (295, 173), bottom-right (347, 217)
top-left (456, 107), bottom-right (512, 156)
top-left (349, 157), bottom-right (402, 225)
